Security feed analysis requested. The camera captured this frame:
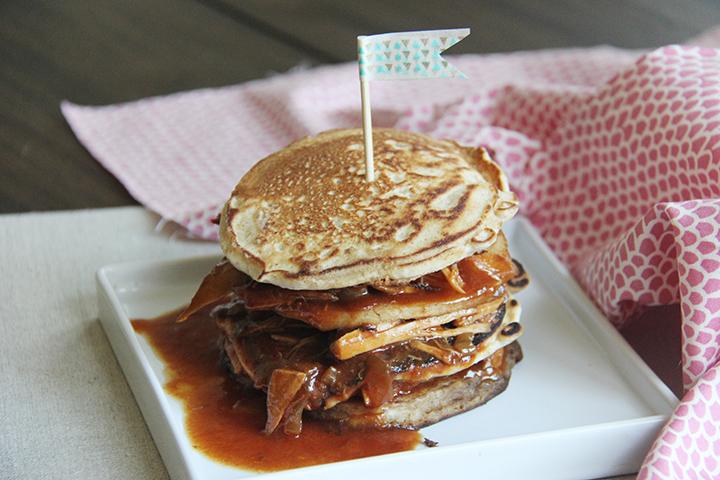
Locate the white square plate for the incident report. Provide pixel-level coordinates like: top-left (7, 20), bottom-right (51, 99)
top-left (97, 217), bottom-right (678, 480)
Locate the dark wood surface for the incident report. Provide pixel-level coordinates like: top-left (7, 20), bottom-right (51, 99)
top-left (2, 0), bottom-right (720, 213)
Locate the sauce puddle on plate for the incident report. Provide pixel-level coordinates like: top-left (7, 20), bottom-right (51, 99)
top-left (131, 307), bottom-right (422, 473)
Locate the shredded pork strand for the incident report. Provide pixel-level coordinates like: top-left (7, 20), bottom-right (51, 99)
top-left (409, 339), bottom-right (461, 365)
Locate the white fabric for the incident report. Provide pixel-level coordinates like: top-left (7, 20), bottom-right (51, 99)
top-left (0, 207), bottom-right (219, 479)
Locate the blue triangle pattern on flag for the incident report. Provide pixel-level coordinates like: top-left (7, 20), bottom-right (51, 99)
top-left (357, 28), bottom-right (469, 81)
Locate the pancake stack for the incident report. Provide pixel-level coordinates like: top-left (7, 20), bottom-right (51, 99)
top-left (180, 128), bottom-right (528, 436)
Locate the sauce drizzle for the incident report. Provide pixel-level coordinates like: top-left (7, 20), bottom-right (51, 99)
top-left (132, 307), bottom-right (423, 473)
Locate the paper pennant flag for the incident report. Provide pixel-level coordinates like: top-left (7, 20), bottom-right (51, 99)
top-left (358, 28), bottom-right (470, 81)
top-left (357, 28), bottom-right (470, 181)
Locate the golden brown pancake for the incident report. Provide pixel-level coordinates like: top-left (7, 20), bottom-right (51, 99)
top-left (219, 128), bottom-right (518, 291)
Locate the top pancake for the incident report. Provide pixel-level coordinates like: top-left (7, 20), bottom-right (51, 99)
top-left (219, 128), bottom-right (518, 290)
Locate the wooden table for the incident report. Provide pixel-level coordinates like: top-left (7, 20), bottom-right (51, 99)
top-left (3, 0), bottom-right (720, 213)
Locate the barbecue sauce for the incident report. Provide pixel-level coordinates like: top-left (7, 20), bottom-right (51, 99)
top-left (231, 237), bottom-right (518, 333)
top-left (176, 232), bottom-right (519, 332)
top-left (131, 307), bottom-right (423, 473)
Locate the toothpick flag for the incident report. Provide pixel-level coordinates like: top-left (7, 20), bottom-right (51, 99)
top-left (358, 28), bottom-right (470, 80)
top-left (357, 28), bottom-right (470, 181)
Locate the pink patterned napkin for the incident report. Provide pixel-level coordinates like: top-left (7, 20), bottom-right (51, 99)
top-left (63, 29), bottom-right (720, 479)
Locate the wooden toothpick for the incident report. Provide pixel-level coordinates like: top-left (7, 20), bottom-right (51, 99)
top-left (360, 77), bottom-right (374, 182)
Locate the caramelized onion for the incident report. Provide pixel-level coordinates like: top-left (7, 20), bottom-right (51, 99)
top-left (264, 368), bottom-right (307, 435)
top-left (177, 259), bottom-right (248, 322)
top-left (361, 355), bottom-right (394, 408)
top-left (441, 263), bottom-right (466, 294)
top-left (453, 332), bottom-right (476, 354)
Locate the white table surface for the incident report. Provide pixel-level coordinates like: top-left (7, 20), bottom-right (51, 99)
top-left (0, 207), bottom-right (637, 479)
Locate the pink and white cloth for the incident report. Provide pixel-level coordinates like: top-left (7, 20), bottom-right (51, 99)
top-left (62, 28), bottom-right (720, 479)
